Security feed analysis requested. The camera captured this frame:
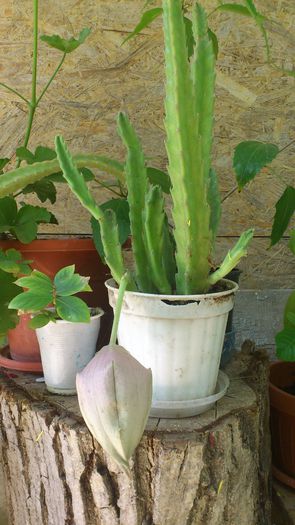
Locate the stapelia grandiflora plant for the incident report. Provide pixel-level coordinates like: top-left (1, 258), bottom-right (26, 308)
top-left (52, 0), bottom-right (253, 295)
top-left (76, 274), bottom-right (152, 472)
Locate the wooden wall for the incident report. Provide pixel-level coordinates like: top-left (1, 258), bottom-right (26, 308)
top-left (0, 0), bottom-right (294, 289)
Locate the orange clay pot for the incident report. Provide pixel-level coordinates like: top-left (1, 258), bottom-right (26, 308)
top-left (0, 238), bottom-right (112, 358)
top-left (269, 361), bottom-right (295, 489)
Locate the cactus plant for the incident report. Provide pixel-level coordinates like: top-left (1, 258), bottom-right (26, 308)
top-left (53, 0), bottom-right (253, 295)
top-left (0, 0), bottom-right (254, 294)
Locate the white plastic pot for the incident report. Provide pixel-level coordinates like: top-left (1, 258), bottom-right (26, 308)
top-left (106, 280), bottom-right (238, 417)
top-left (36, 309), bottom-right (104, 395)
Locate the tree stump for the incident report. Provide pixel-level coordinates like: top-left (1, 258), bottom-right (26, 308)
top-left (0, 341), bottom-right (271, 525)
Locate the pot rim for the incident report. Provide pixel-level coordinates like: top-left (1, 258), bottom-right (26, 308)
top-left (269, 361), bottom-right (295, 401)
top-left (0, 237), bottom-right (95, 251)
top-left (105, 278), bottom-right (239, 300)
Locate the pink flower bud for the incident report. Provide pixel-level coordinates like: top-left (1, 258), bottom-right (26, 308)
top-left (76, 344), bottom-right (152, 471)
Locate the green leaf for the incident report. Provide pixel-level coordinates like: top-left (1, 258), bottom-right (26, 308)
top-left (91, 198), bottom-right (130, 260)
top-left (22, 179), bottom-right (57, 204)
top-left (289, 229), bottom-right (295, 255)
top-left (147, 167), bottom-right (171, 193)
top-left (208, 28), bottom-right (219, 60)
top-left (276, 327), bottom-right (295, 362)
top-left (13, 205), bottom-right (53, 243)
top-left (9, 291), bottom-right (52, 312)
top-left (122, 8), bottom-right (163, 44)
top-left (15, 271), bottom-right (53, 295)
top-left (270, 186), bottom-right (295, 246)
top-left (184, 17), bottom-right (195, 59)
top-left (29, 313), bottom-right (53, 329)
top-left (16, 147), bottom-right (35, 164)
top-left (244, 0), bottom-right (260, 18)
top-left (0, 158), bottom-right (10, 173)
top-left (0, 269), bottom-right (21, 303)
top-left (40, 28), bottom-right (91, 54)
top-left (1, 249), bottom-right (31, 276)
top-left (0, 249), bottom-right (20, 274)
top-left (54, 265), bottom-right (91, 296)
top-left (56, 296), bottom-right (90, 323)
top-left (284, 291), bottom-right (295, 329)
top-left (233, 141), bottom-right (279, 189)
top-left (0, 268), bottom-right (21, 335)
top-left (217, 4), bottom-right (251, 16)
top-left (0, 197), bottom-right (17, 231)
top-left (34, 146), bottom-right (57, 162)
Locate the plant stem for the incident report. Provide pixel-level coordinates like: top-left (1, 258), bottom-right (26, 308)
top-left (93, 177), bottom-right (124, 197)
top-left (0, 83), bottom-right (30, 105)
top-left (16, 0), bottom-right (39, 167)
top-left (110, 273), bottom-right (129, 345)
top-left (36, 53), bottom-right (66, 106)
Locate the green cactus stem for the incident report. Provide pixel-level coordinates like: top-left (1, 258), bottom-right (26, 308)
top-left (0, 155), bottom-right (124, 198)
top-left (143, 185), bottom-right (172, 294)
top-left (208, 228), bottom-right (254, 286)
top-left (55, 136), bottom-right (133, 288)
top-left (163, 0), bottom-right (212, 294)
top-left (117, 113), bottom-right (153, 292)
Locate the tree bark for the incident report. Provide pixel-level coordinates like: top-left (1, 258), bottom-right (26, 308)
top-left (0, 341), bottom-right (271, 525)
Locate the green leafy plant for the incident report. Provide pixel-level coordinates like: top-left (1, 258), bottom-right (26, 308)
top-left (0, 0), bottom-right (92, 243)
top-left (232, 140), bottom-right (295, 247)
top-left (9, 265), bottom-right (93, 328)
top-left (275, 232), bottom-right (295, 361)
top-left (0, 249), bottom-right (32, 338)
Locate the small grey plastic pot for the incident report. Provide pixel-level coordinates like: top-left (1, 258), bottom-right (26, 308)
top-left (36, 308), bottom-right (104, 395)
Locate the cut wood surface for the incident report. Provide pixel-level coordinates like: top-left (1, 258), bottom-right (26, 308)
top-left (0, 342), bottom-right (271, 525)
top-left (0, 0), bottom-right (294, 287)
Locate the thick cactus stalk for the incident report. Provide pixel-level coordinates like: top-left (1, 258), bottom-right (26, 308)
top-left (117, 113), bottom-right (153, 292)
top-left (192, 3), bottom-right (216, 180)
top-left (55, 136), bottom-right (130, 288)
top-left (143, 185), bottom-right (172, 294)
top-left (0, 155), bottom-right (125, 198)
top-left (163, 0), bottom-right (212, 294)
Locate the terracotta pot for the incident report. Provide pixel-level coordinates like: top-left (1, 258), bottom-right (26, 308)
top-left (8, 314), bottom-right (40, 362)
top-left (0, 238), bottom-right (113, 357)
top-left (269, 361), bottom-right (295, 488)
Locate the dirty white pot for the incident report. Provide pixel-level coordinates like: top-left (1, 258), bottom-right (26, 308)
top-left (36, 309), bottom-right (104, 395)
top-left (106, 280), bottom-right (238, 417)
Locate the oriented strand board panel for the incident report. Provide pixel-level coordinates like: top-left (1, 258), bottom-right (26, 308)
top-left (0, 0), bottom-right (295, 287)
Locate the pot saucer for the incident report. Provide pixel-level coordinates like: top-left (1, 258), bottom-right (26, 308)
top-left (150, 370), bottom-right (229, 418)
top-left (0, 346), bottom-right (43, 373)
top-left (272, 464), bottom-right (295, 489)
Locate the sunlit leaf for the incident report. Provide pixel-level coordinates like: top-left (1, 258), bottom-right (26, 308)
top-left (217, 3), bottom-right (251, 16)
top-left (276, 327), bottom-right (295, 361)
top-left (270, 186), bottom-right (295, 246)
top-left (147, 167), bottom-right (171, 193)
top-left (289, 229), bottom-right (295, 255)
top-left (56, 295), bottom-right (90, 323)
top-left (233, 141), bottom-right (279, 189)
top-left (40, 28), bottom-right (91, 54)
top-left (122, 8), bottom-right (163, 44)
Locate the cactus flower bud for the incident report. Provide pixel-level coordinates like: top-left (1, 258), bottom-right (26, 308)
top-left (76, 344), bottom-right (152, 472)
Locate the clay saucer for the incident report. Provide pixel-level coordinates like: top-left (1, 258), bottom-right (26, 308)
top-left (272, 464), bottom-right (295, 490)
top-left (0, 346), bottom-right (43, 373)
